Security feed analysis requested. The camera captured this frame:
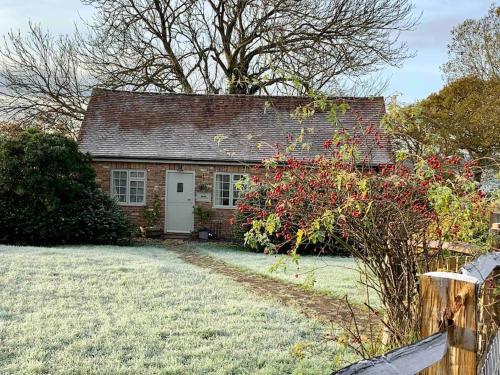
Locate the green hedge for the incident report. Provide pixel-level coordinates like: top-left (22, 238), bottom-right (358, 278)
top-left (0, 129), bottom-right (134, 245)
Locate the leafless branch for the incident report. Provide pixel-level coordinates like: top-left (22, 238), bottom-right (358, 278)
top-left (0, 23), bottom-right (93, 137)
top-left (82, 0), bottom-right (418, 95)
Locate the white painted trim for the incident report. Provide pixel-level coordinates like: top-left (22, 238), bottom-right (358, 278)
top-left (110, 169), bottom-right (147, 206)
top-left (164, 170), bottom-right (195, 233)
top-left (423, 271), bottom-right (479, 284)
top-left (212, 172), bottom-right (248, 209)
top-left (94, 157), bottom-right (256, 167)
top-left (424, 252), bottom-right (500, 286)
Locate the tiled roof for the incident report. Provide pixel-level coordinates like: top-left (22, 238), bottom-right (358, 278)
top-left (78, 89), bottom-right (392, 165)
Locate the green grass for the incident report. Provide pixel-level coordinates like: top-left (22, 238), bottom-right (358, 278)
top-left (0, 244), bottom-right (355, 374)
top-left (195, 243), bottom-right (380, 307)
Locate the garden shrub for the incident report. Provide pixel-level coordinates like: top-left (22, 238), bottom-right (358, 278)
top-left (193, 204), bottom-right (216, 230)
top-left (144, 192), bottom-right (162, 227)
top-left (237, 95), bottom-right (499, 348)
top-left (232, 184), bottom-right (270, 250)
top-left (233, 179), bottom-right (348, 255)
top-left (243, 148), bottom-right (497, 347)
top-left (0, 129), bottom-right (134, 245)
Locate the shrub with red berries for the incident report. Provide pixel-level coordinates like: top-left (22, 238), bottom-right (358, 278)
top-left (229, 95), bottom-right (499, 346)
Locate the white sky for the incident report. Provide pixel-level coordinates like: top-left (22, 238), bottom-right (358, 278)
top-left (0, 0), bottom-right (494, 102)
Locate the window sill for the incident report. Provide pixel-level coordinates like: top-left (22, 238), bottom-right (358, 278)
top-left (117, 202), bottom-right (147, 207)
top-left (212, 205), bottom-right (237, 210)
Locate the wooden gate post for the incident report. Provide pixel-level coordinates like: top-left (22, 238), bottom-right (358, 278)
top-left (420, 272), bottom-right (478, 375)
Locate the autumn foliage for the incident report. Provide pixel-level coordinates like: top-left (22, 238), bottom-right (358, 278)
top-left (234, 99), bottom-right (498, 346)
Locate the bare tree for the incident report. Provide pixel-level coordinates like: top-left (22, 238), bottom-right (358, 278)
top-left (442, 4), bottom-right (500, 81)
top-left (0, 0), bottom-right (417, 134)
top-left (83, 0), bottom-right (418, 95)
top-left (0, 23), bottom-right (92, 137)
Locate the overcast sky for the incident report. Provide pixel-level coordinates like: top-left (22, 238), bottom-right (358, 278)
top-left (0, 0), bottom-right (493, 102)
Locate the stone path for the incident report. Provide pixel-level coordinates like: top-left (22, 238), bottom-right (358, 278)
top-left (173, 244), bottom-right (367, 328)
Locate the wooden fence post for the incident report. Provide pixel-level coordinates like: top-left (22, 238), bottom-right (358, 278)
top-left (420, 272), bottom-right (478, 375)
top-left (334, 253), bottom-right (498, 375)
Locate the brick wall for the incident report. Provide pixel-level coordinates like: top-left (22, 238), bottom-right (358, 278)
top-left (92, 160), bottom-right (255, 239)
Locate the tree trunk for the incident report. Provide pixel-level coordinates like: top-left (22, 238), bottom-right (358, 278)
top-left (228, 80), bottom-right (250, 95)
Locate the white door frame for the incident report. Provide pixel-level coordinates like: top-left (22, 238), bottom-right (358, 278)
top-left (165, 170), bottom-right (196, 233)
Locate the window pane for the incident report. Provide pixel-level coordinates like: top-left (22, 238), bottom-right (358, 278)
top-left (232, 174), bottom-right (247, 206)
top-left (129, 180), bottom-right (144, 204)
top-left (214, 175), bottom-right (221, 206)
top-left (113, 182), bottom-right (127, 202)
top-left (115, 171), bottom-right (127, 181)
top-left (233, 187), bottom-right (242, 198)
top-left (177, 182), bottom-right (183, 192)
top-left (113, 171), bottom-right (126, 180)
top-left (130, 171), bottom-right (145, 179)
top-left (215, 174), bottom-right (231, 206)
top-left (112, 170), bottom-right (147, 204)
top-left (137, 185), bottom-right (145, 202)
top-left (216, 174), bottom-right (229, 186)
top-left (112, 170), bottom-right (128, 203)
top-left (233, 191), bottom-right (241, 207)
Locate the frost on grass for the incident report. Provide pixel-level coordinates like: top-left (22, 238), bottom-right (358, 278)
top-left (0, 245), bottom-right (354, 374)
top-left (196, 243), bottom-right (381, 307)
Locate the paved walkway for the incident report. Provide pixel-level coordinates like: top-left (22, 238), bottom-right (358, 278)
top-left (174, 245), bottom-right (367, 327)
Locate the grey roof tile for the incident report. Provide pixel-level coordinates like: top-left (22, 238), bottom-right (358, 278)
top-left (78, 89), bottom-right (392, 165)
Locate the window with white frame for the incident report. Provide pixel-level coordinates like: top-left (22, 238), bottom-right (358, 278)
top-left (111, 170), bottom-right (146, 205)
top-left (213, 173), bottom-right (248, 208)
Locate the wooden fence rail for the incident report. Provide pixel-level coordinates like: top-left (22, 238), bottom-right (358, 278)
top-left (333, 252), bottom-right (499, 375)
top-left (334, 332), bottom-right (449, 375)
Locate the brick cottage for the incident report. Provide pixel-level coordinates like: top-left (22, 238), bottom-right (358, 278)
top-left (77, 89), bottom-right (391, 239)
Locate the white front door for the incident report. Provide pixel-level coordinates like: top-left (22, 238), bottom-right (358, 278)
top-left (165, 171), bottom-right (195, 233)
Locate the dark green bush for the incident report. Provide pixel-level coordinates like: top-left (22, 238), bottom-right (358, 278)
top-left (0, 129), bottom-right (134, 245)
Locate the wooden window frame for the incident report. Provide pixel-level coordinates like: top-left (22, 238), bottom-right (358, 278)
top-left (212, 172), bottom-right (248, 209)
top-left (110, 169), bottom-right (147, 206)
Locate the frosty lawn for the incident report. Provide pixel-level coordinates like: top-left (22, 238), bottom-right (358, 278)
top-left (196, 243), bottom-right (380, 307)
top-left (0, 245), bottom-right (353, 374)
